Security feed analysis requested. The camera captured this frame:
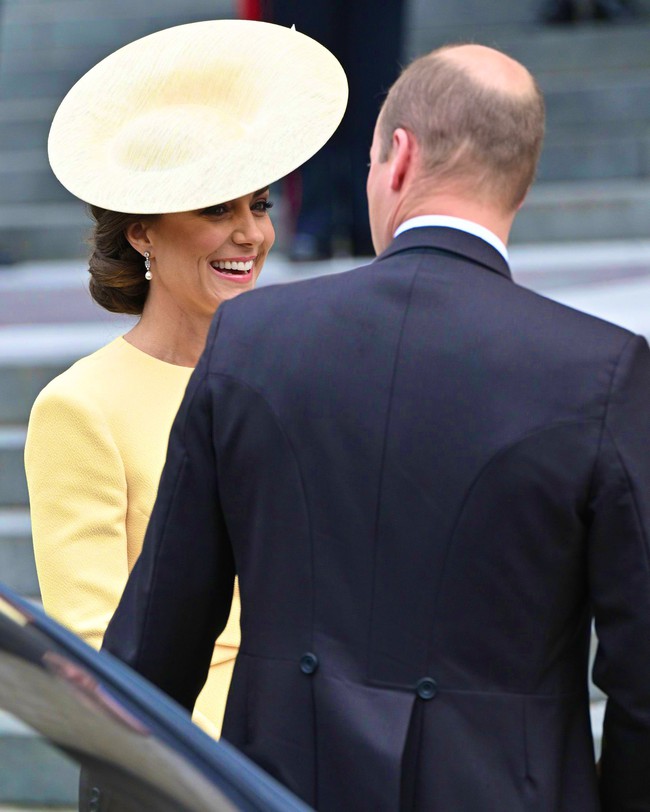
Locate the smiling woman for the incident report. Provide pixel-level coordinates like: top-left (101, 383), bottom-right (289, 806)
top-left (24, 18), bottom-right (347, 741)
top-left (103, 188), bottom-right (276, 367)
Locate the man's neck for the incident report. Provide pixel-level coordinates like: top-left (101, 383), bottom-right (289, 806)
top-left (393, 198), bottom-right (514, 248)
top-left (394, 215), bottom-right (509, 262)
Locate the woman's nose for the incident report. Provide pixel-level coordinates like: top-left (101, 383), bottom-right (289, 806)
top-left (232, 211), bottom-right (264, 246)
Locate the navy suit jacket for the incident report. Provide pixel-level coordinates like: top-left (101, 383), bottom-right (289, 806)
top-left (104, 227), bottom-right (650, 811)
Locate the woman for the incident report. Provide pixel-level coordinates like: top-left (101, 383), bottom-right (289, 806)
top-left (24, 19), bottom-right (347, 737)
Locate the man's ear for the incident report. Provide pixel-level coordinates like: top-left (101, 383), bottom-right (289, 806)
top-left (514, 188), bottom-right (530, 212)
top-left (388, 128), bottom-right (413, 192)
top-left (125, 221), bottom-right (153, 256)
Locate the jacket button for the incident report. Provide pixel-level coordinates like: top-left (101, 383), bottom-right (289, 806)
top-left (416, 677), bottom-right (437, 700)
top-left (89, 788), bottom-right (101, 812)
top-left (300, 652), bottom-right (319, 675)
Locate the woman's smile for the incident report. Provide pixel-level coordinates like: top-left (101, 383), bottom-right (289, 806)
top-left (210, 255), bottom-right (257, 281)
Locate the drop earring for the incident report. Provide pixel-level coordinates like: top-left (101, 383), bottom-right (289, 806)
top-left (144, 251), bottom-right (152, 281)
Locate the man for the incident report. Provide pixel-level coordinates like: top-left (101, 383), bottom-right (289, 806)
top-left (103, 44), bottom-right (650, 811)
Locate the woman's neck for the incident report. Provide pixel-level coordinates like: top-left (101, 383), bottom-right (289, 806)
top-left (124, 301), bottom-right (213, 368)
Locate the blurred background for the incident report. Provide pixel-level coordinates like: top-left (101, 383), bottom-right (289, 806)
top-left (2, 0), bottom-right (650, 806)
top-left (2, 0), bottom-right (650, 261)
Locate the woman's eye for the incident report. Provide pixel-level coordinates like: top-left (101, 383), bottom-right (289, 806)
top-left (252, 199), bottom-right (274, 213)
top-left (201, 204), bottom-right (229, 217)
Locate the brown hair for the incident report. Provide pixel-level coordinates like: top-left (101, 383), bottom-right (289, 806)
top-left (378, 46), bottom-right (545, 211)
top-left (87, 206), bottom-right (157, 315)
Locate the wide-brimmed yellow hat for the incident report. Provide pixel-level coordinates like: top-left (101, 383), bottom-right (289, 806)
top-left (48, 19), bottom-right (348, 214)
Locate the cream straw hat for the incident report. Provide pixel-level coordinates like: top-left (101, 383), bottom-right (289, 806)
top-left (48, 19), bottom-right (348, 214)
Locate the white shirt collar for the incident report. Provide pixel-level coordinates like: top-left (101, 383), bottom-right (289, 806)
top-left (394, 215), bottom-right (509, 262)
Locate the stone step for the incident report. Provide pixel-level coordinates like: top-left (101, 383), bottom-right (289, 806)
top-left (542, 70), bottom-right (650, 129)
top-left (3, 0), bottom-right (235, 24)
top-left (1, 70), bottom-right (88, 102)
top-left (0, 99), bottom-right (58, 152)
top-left (5, 43), bottom-right (132, 74)
top-left (0, 2), bottom-right (235, 67)
top-left (405, 0), bottom-right (547, 35)
top-left (0, 1), bottom-right (235, 103)
top-left (407, 16), bottom-right (650, 73)
top-left (0, 150), bottom-right (69, 205)
top-left (405, 0), bottom-right (650, 58)
top-left (0, 807), bottom-right (74, 811)
top-left (488, 25), bottom-right (650, 76)
top-left (0, 319), bottom-right (132, 421)
top-left (511, 178), bottom-right (650, 242)
top-left (0, 508), bottom-right (37, 597)
top-left (0, 200), bottom-right (86, 227)
top-left (539, 126), bottom-right (650, 182)
top-left (0, 427), bottom-right (28, 507)
top-left (0, 202), bottom-right (89, 262)
top-left (0, 358), bottom-right (70, 424)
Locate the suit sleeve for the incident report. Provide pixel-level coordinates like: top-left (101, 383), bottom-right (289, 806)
top-left (588, 334), bottom-right (650, 811)
top-left (101, 348), bottom-right (235, 714)
top-left (25, 386), bottom-right (129, 650)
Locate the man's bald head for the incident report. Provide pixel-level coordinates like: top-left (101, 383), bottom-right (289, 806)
top-left (377, 44), bottom-right (545, 211)
top-left (443, 44), bottom-right (535, 96)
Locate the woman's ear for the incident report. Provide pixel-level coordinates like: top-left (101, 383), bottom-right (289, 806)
top-left (125, 221), bottom-right (152, 255)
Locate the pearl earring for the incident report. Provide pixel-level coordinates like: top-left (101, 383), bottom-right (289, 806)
top-left (144, 251), bottom-right (152, 281)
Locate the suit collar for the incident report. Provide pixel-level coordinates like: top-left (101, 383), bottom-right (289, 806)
top-left (375, 226), bottom-right (512, 281)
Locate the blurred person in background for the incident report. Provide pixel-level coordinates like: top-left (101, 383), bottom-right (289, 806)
top-left (243, 0), bottom-right (404, 260)
top-left (540, 0), bottom-right (637, 23)
top-left (24, 19), bottom-right (347, 739)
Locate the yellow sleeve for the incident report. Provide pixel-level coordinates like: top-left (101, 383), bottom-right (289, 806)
top-left (25, 384), bottom-right (129, 651)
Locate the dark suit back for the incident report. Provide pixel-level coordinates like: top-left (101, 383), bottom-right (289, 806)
top-left (104, 227), bottom-right (650, 811)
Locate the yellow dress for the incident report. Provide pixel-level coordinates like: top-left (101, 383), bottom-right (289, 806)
top-left (24, 336), bottom-right (240, 737)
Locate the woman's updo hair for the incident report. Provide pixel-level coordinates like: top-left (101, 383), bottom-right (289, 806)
top-left (87, 205), bottom-right (158, 315)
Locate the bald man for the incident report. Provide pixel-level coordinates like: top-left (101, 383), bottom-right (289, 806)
top-left (105, 45), bottom-right (650, 811)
